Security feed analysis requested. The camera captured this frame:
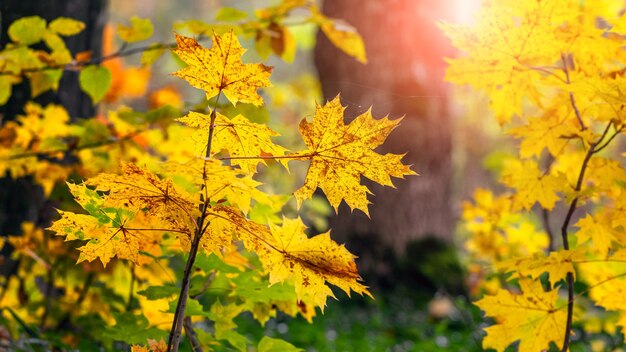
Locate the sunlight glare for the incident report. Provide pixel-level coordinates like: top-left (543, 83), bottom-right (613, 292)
top-left (452, 0), bottom-right (482, 25)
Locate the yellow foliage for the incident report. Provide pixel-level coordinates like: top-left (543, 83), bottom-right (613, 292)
top-left (476, 278), bottom-right (566, 352)
top-left (294, 96), bottom-right (415, 215)
top-left (263, 218), bottom-right (371, 309)
top-left (172, 32), bottom-right (272, 106)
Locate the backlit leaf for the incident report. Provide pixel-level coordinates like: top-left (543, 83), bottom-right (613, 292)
top-left (48, 17), bottom-right (86, 36)
top-left (118, 16), bottom-right (154, 43)
top-left (476, 278), bottom-right (566, 352)
top-left (294, 96), bottom-right (415, 215)
top-left (8, 16), bottom-right (47, 45)
top-left (172, 32), bottom-right (272, 106)
top-left (261, 217), bottom-right (371, 310)
top-left (176, 112), bottom-right (287, 172)
top-left (79, 65), bottom-right (112, 104)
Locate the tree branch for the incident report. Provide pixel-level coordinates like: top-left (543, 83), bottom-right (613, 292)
top-left (168, 89), bottom-right (223, 352)
top-left (560, 121), bottom-right (611, 352)
top-left (7, 132), bottom-right (142, 161)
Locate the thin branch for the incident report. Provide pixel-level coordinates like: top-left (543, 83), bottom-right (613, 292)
top-left (559, 121), bottom-right (611, 352)
top-left (183, 317), bottom-right (203, 352)
top-left (561, 53), bottom-right (586, 130)
top-left (593, 124), bottom-right (623, 154)
top-left (119, 227), bottom-right (190, 235)
top-left (217, 153), bottom-right (313, 161)
top-left (190, 271), bottom-right (216, 300)
top-left (168, 88), bottom-right (223, 352)
top-left (0, 41), bottom-right (178, 77)
top-left (0, 16), bottom-right (314, 78)
top-left (541, 209), bottom-right (556, 252)
top-left (7, 132), bottom-right (142, 161)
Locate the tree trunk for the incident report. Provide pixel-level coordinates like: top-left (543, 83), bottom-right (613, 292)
top-left (0, 0), bottom-right (107, 120)
top-left (0, 0), bottom-right (107, 275)
top-left (314, 1), bottom-right (455, 272)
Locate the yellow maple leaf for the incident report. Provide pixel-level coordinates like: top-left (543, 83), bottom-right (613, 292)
top-left (578, 251), bottom-right (626, 329)
top-left (176, 112), bottom-right (287, 172)
top-left (85, 162), bottom-right (198, 235)
top-left (441, 0), bottom-right (575, 123)
top-left (50, 210), bottom-right (162, 267)
top-left (294, 96), bottom-right (416, 215)
top-left (476, 278), bottom-right (567, 352)
top-left (498, 249), bottom-right (585, 288)
top-left (507, 109), bottom-right (582, 159)
top-left (575, 213), bottom-right (620, 255)
top-left (500, 159), bottom-right (562, 210)
top-left (172, 32), bottom-right (272, 106)
top-left (312, 7), bottom-right (367, 64)
top-left (162, 158), bottom-right (270, 214)
top-left (261, 217), bottom-right (371, 310)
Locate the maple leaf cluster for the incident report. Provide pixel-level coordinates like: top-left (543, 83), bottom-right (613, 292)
top-left (445, 0), bottom-right (626, 351)
top-left (1, 3), bottom-right (389, 350)
top-left (50, 31), bottom-right (413, 320)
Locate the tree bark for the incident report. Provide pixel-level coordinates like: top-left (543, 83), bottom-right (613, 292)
top-left (315, 1), bottom-right (455, 263)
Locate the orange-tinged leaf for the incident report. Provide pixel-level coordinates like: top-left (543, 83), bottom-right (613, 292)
top-left (476, 278), bottom-right (567, 352)
top-left (294, 96), bottom-right (415, 215)
top-left (176, 112), bottom-right (287, 172)
top-left (172, 32), bottom-right (272, 106)
top-left (261, 218), bottom-right (371, 310)
top-left (131, 338), bottom-right (167, 352)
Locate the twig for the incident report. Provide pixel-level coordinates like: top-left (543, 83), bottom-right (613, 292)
top-left (0, 16), bottom-right (315, 78)
top-left (7, 132), bottom-right (142, 161)
top-left (541, 209), bottom-right (556, 252)
top-left (561, 53), bottom-right (586, 130)
top-left (183, 317), bottom-right (203, 352)
top-left (0, 42), bottom-right (178, 77)
top-left (593, 123), bottom-right (622, 154)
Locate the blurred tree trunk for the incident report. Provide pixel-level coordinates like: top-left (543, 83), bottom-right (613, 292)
top-left (314, 1), bottom-right (456, 270)
top-left (0, 0), bottom-right (107, 275)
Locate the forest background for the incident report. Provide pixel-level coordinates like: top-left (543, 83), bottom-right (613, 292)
top-left (5, 0), bottom-right (626, 351)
